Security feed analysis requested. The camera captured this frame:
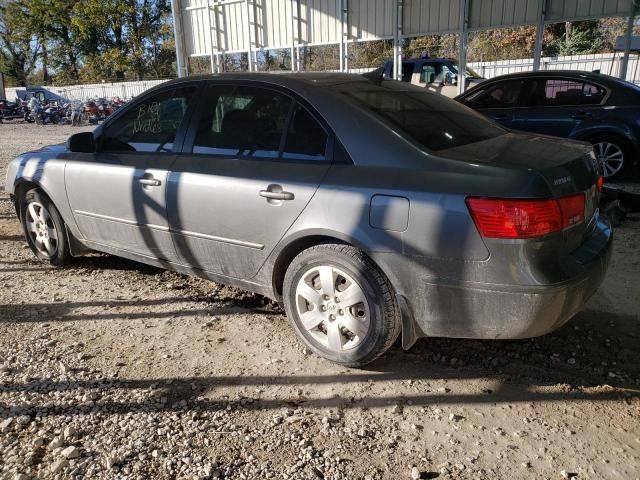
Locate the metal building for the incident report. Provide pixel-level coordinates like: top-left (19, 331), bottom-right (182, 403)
top-left (171, 0), bottom-right (639, 93)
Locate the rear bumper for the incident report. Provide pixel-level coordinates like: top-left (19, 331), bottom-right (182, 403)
top-left (372, 215), bottom-right (613, 340)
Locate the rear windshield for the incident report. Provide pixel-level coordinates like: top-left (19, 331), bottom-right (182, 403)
top-left (339, 81), bottom-right (505, 151)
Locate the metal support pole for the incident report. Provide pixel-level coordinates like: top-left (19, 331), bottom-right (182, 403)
top-left (532, 0), bottom-right (547, 71)
top-left (290, 0), bottom-right (297, 71)
top-left (457, 0), bottom-right (469, 95)
top-left (205, 0), bottom-right (217, 73)
top-left (245, 0), bottom-right (254, 71)
top-left (393, 0), bottom-right (403, 80)
top-left (345, 0), bottom-right (350, 71)
top-left (170, 0), bottom-right (188, 77)
top-left (339, 0), bottom-right (345, 71)
top-left (620, 1), bottom-right (637, 81)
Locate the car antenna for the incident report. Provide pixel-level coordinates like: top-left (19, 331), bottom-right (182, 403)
top-left (362, 67), bottom-right (385, 84)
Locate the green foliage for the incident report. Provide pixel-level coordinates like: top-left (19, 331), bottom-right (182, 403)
top-left (0, 0), bottom-right (40, 86)
top-left (546, 21), bottom-right (606, 56)
top-left (0, 0), bottom-right (176, 86)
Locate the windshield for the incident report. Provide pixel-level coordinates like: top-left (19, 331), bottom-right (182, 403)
top-left (448, 63), bottom-right (481, 78)
top-left (338, 80), bottom-right (505, 152)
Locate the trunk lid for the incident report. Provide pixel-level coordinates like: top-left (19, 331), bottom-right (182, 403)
top-left (441, 131), bottom-right (599, 195)
top-left (442, 132), bottom-right (601, 251)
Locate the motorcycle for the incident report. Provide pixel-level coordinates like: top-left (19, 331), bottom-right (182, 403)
top-left (0, 99), bottom-right (25, 121)
top-left (26, 97), bottom-right (61, 125)
top-left (69, 99), bottom-right (86, 126)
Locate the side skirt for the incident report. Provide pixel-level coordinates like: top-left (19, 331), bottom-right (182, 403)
top-left (79, 239), bottom-right (276, 300)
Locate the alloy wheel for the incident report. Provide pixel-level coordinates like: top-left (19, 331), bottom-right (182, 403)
top-left (594, 141), bottom-right (624, 178)
top-left (294, 265), bottom-right (371, 352)
top-left (25, 201), bottom-right (58, 257)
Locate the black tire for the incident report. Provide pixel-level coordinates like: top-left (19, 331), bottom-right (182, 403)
top-left (283, 243), bottom-right (401, 367)
top-left (19, 188), bottom-right (71, 266)
top-left (589, 135), bottom-right (632, 180)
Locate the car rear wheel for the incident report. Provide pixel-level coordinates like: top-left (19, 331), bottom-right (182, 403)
top-left (20, 188), bottom-right (71, 266)
top-left (283, 243), bottom-right (401, 367)
top-left (590, 136), bottom-right (630, 179)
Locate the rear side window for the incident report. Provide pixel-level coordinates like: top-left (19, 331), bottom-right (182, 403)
top-left (283, 105), bottom-right (327, 160)
top-left (463, 80), bottom-right (524, 109)
top-left (401, 63), bottom-right (414, 82)
top-left (420, 62), bottom-right (456, 85)
top-left (101, 87), bottom-right (196, 152)
top-left (193, 86), bottom-right (292, 158)
top-left (541, 79), bottom-right (606, 106)
top-left (193, 85), bottom-right (328, 161)
top-left (341, 82), bottom-right (505, 152)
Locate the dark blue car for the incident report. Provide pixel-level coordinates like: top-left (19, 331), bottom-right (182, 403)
top-left (456, 70), bottom-right (640, 178)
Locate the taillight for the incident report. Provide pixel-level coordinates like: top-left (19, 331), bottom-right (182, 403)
top-left (557, 194), bottom-right (585, 228)
top-left (596, 175), bottom-right (604, 192)
top-left (466, 194), bottom-right (585, 239)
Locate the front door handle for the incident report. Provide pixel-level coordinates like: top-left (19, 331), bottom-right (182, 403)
top-left (492, 114), bottom-right (510, 121)
top-left (138, 177), bottom-right (161, 187)
top-left (259, 190), bottom-right (294, 201)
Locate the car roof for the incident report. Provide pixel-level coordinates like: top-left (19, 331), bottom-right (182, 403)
top-left (384, 58), bottom-right (454, 64)
top-left (476, 69), bottom-right (636, 88)
top-left (160, 72), bottom-right (369, 89)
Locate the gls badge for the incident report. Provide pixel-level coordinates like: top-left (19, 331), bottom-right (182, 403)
top-left (553, 176), bottom-right (572, 186)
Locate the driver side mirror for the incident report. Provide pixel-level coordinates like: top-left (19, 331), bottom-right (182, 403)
top-left (67, 132), bottom-right (96, 153)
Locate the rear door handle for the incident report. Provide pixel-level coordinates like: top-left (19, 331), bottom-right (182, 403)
top-left (259, 190), bottom-right (294, 201)
top-left (572, 110), bottom-right (591, 119)
top-left (492, 114), bottom-right (510, 121)
top-left (138, 177), bottom-right (161, 187)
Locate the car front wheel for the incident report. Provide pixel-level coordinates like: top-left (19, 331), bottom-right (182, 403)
top-left (20, 188), bottom-right (71, 266)
top-left (283, 243), bottom-right (401, 367)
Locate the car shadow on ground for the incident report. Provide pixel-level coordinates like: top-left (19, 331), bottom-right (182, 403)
top-left (0, 304), bottom-right (637, 419)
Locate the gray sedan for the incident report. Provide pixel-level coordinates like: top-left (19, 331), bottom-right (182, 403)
top-left (5, 73), bottom-right (612, 367)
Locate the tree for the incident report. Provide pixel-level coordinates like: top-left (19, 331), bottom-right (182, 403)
top-left (546, 20), bottom-right (606, 56)
top-left (0, 0), bottom-right (40, 86)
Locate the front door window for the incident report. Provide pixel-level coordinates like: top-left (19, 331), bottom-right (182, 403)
top-left (100, 86), bottom-right (196, 153)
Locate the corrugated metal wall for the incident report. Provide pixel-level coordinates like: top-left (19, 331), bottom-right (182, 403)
top-left (177, 0), bottom-right (634, 57)
top-left (403, 0), bottom-right (461, 36)
top-left (547, 0), bottom-right (632, 22)
top-left (298, 0), bottom-right (341, 46)
top-left (349, 0), bottom-right (395, 40)
top-left (469, 0), bottom-right (541, 30)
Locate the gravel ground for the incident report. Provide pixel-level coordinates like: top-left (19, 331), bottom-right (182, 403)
top-left (0, 122), bottom-right (639, 480)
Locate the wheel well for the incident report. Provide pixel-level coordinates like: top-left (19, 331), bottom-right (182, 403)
top-left (12, 180), bottom-right (40, 217)
top-left (271, 235), bottom-right (348, 298)
top-left (584, 132), bottom-right (633, 152)
top-left (585, 133), bottom-right (638, 166)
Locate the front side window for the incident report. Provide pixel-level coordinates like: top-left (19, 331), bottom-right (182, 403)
top-left (540, 79), bottom-right (605, 106)
top-left (101, 86), bottom-right (196, 152)
top-left (340, 80), bottom-right (505, 151)
top-left (463, 80), bottom-right (524, 109)
top-left (194, 86), bottom-right (292, 158)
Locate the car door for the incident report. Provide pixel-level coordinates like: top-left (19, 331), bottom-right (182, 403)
top-left (458, 78), bottom-right (528, 130)
top-left (167, 83), bottom-right (333, 279)
top-left (519, 77), bottom-right (606, 138)
top-left (65, 83), bottom-right (199, 260)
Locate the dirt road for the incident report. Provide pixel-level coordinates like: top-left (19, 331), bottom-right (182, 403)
top-left (1, 123), bottom-right (639, 480)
